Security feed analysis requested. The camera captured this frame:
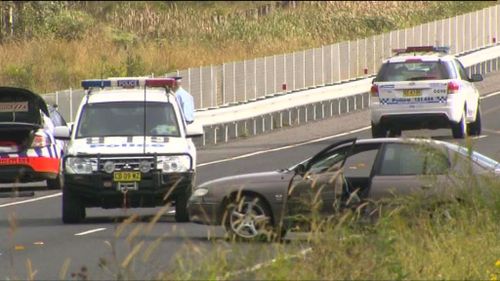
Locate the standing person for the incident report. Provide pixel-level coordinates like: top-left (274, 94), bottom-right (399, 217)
top-left (172, 76), bottom-right (194, 124)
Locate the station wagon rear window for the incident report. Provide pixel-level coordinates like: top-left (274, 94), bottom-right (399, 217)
top-left (376, 61), bottom-right (454, 82)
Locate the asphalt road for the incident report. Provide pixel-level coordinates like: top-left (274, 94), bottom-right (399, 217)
top-left (1, 72), bottom-right (500, 279)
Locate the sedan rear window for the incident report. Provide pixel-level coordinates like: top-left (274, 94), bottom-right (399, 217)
top-left (376, 61), bottom-right (453, 82)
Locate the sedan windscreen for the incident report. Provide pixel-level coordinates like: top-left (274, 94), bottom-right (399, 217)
top-left (76, 102), bottom-right (180, 138)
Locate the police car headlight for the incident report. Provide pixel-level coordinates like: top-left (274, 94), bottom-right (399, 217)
top-left (156, 156), bottom-right (191, 173)
top-left (139, 160), bottom-right (152, 173)
top-left (65, 157), bottom-right (97, 174)
top-left (103, 161), bottom-right (115, 174)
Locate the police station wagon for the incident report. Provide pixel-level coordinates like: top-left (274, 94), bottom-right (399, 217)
top-left (54, 77), bottom-right (203, 223)
top-left (0, 87), bottom-right (65, 189)
top-left (370, 46), bottom-right (483, 139)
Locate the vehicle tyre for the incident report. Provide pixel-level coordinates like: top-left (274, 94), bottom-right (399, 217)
top-left (62, 187), bottom-right (85, 224)
top-left (388, 128), bottom-right (402, 137)
top-left (451, 111), bottom-right (467, 139)
top-left (371, 122), bottom-right (386, 138)
top-left (467, 105), bottom-right (481, 136)
top-left (223, 194), bottom-right (274, 242)
top-left (47, 174), bottom-right (63, 190)
top-left (175, 189), bottom-right (190, 222)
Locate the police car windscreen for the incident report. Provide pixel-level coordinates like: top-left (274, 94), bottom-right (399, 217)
top-left (76, 102), bottom-right (180, 138)
top-left (377, 61), bottom-right (451, 82)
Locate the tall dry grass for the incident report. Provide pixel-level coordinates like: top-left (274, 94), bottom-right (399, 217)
top-left (0, 1), bottom-right (494, 93)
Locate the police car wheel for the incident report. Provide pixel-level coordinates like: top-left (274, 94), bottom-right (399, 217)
top-left (175, 191), bottom-right (190, 222)
top-left (371, 123), bottom-right (387, 138)
top-left (62, 188), bottom-right (85, 224)
top-left (467, 106), bottom-right (481, 136)
top-left (451, 111), bottom-right (467, 139)
top-left (47, 174), bottom-right (63, 190)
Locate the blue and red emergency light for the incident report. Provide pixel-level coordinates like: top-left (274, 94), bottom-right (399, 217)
top-left (392, 46), bottom-right (450, 55)
top-left (81, 78), bottom-right (176, 90)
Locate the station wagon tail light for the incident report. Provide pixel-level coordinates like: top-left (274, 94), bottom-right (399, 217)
top-left (370, 84), bottom-right (379, 97)
top-left (31, 134), bottom-right (48, 148)
top-left (447, 81), bottom-right (460, 94)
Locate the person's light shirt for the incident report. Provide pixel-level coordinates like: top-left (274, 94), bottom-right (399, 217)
top-left (175, 86), bottom-right (194, 123)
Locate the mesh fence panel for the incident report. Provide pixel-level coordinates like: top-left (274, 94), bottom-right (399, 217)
top-left (358, 38), bottom-right (368, 76)
top-left (339, 42), bottom-right (349, 81)
top-left (284, 53), bottom-right (295, 90)
top-left (313, 47), bottom-right (323, 85)
top-left (366, 36), bottom-right (376, 75)
top-left (304, 49), bottom-right (315, 88)
top-left (246, 59), bottom-right (257, 101)
top-left (233, 61), bottom-right (246, 102)
top-left (41, 5), bottom-right (499, 115)
top-left (264, 56), bottom-right (275, 95)
top-left (255, 58), bottom-right (266, 99)
top-left (349, 40), bottom-right (358, 78)
top-left (331, 43), bottom-right (341, 82)
top-left (374, 34), bottom-right (384, 73)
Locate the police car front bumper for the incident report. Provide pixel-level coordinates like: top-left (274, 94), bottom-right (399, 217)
top-left (64, 171), bottom-right (194, 208)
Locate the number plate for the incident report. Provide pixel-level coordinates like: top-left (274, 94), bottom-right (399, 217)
top-left (403, 89), bottom-right (421, 97)
top-left (113, 171), bottom-right (141, 182)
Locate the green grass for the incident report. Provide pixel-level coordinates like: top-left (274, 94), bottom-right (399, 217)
top-left (0, 1), bottom-right (495, 93)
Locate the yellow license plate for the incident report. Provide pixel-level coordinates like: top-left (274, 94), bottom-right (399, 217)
top-left (113, 171), bottom-right (141, 182)
top-left (403, 89), bottom-right (421, 97)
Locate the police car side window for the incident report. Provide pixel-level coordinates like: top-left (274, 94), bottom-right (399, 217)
top-left (50, 110), bottom-right (67, 126)
top-left (453, 59), bottom-right (468, 80)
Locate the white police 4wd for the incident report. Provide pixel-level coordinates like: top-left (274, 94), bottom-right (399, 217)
top-left (370, 46), bottom-right (483, 139)
top-left (54, 78), bottom-right (203, 223)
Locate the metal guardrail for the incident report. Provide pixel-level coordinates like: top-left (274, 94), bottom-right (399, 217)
top-left (192, 45), bottom-right (500, 147)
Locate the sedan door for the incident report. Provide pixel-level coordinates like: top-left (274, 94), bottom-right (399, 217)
top-left (287, 141), bottom-right (382, 225)
top-left (369, 142), bottom-right (454, 201)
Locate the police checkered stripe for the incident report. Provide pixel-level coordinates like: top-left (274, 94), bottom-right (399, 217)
top-left (380, 98), bottom-right (390, 104)
top-left (436, 96), bottom-right (447, 103)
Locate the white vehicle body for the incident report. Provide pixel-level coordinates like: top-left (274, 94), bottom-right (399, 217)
top-left (67, 89), bottom-right (197, 162)
top-left (370, 47), bottom-right (482, 138)
top-left (56, 78), bottom-right (203, 224)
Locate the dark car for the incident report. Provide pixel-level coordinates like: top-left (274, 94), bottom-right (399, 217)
top-left (188, 138), bottom-right (499, 241)
top-left (0, 87), bottom-right (66, 189)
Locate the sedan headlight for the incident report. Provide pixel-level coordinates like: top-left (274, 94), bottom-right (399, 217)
top-left (156, 156), bottom-right (191, 173)
top-left (65, 157), bottom-right (97, 174)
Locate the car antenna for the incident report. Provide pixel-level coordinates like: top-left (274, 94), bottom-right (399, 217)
top-left (143, 82), bottom-right (147, 155)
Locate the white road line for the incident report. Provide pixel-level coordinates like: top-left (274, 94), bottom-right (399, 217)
top-left (74, 228), bottom-right (107, 236)
top-left (480, 90), bottom-right (500, 99)
top-left (0, 192), bottom-right (61, 208)
top-left (198, 126), bottom-right (371, 167)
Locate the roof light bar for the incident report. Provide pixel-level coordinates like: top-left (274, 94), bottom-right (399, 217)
top-left (81, 78), bottom-right (176, 90)
top-left (392, 46), bottom-right (450, 55)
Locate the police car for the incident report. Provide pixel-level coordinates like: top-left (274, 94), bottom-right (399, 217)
top-left (370, 46), bottom-right (483, 139)
top-left (54, 77), bottom-right (203, 223)
top-left (0, 87), bottom-right (65, 189)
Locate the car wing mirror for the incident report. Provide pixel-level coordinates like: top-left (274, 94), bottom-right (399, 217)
top-left (54, 125), bottom-right (71, 140)
top-left (470, 73), bottom-right (483, 82)
top-left (186, 121), bottom-right (204, 138)
top-left (294, 163), bottom-right (306, 176)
